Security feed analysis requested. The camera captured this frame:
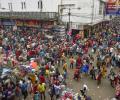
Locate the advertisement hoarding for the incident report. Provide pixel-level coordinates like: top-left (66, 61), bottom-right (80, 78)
top-left (106, 0), bottom-right (120, 15)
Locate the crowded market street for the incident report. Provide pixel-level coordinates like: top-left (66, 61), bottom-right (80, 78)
top-left (0, 0), bottom-right (120, 100)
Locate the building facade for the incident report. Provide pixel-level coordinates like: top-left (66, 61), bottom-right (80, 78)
top-left (0, 0), bottom-right (107, 29)
top-left (0, 0), bottom-right (61, 12)
top-left (61, 0), bottom-right (106, 28)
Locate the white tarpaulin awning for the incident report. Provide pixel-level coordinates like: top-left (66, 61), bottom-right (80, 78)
top-left (2, 68), bottom-right (11, 75)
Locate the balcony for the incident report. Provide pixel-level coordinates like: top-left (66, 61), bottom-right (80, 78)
top-left (0, 12), bottom-right (58, 20)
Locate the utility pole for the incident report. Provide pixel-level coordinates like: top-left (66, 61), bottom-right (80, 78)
top-left (67, 7), bottom-right (81, 31)
top-left (60, 0), bottom-right (63, 16)
top-left (91, 0), bottom-right (94, 24)
top-left (102, 1), bottom-right (106, 20)
top-left (40, 0), bottom-right (43, 12)
top-left (60, 0), bottom-right (63, 23)
top-left (39, 0), bottom-right (43, 28)
top-left (68, 8), bottom-right (71, 30)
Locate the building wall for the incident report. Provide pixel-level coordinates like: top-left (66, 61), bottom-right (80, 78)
top-left (61, 0), bottom-right (105, 25)
top-left (0, 0), bottom-right (61, 12)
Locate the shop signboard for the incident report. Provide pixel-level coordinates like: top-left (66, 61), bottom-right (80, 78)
top-left (2, 19), bottom-right (15, 26)
top-left (16, 20), bottom-right (23, 26)
top-left (24, 20), bottom-right (39, 27)
top-left (106, 0), bottom-right (120, 15)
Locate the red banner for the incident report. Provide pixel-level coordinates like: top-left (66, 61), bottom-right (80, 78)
top-left (24, 20), bottom-right (39, 27)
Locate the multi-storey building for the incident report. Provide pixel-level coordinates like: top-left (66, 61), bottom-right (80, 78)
top-left (0, 0), bottom-right (107, 29)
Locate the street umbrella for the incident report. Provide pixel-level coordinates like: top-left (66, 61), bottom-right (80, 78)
top-left (1, 68), bottom-right (11, 79)
top-left (2, 68), bottom-right (11, 75)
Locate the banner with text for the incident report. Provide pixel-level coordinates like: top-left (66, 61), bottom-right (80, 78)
top-left (106, 0), bottom-right (120, 15)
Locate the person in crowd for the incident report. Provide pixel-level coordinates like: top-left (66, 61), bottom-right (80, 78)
top-left (20, 80), bottom-right (28, 100)
top-left (76, 56), bottom-right (82, 69)
top-left (63, 69), bottom-right (67, 80)
top-left (32, 81), bottom-right (39, 99)
top-left (54, 82), bottom-right (61, 99)
top-left (63, 61), bottom-right (68, 72)
top-left (37, 81), bottom-right (46, 100)
top-left (39, 74), bottom-right (45, 84)
top-left (48, 84), bottom-right (55, 100)
top-left (73, 68), bottom-right (80, 81)
top-left (80, 84), bottom-right (89, 98)
top-left (55, 68), bottom-right (60, 78)
top-left (101, 64), bottom-right (107, 78)
top-left (61, 53), bottom-right (66, 65)
top-left (115, 80), bottom-right (120, 100)
top-left (90, 66), bottom-right (96, 80)
top-left (15, 83), bottom-right (22, 100)
top-left (69, 56), bottom-right (75, 69)
top-left (96, 71), bottom-right (102, 88)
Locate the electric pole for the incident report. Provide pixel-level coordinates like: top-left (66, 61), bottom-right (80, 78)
top-left (91, 0), bottom-right (94, 24)
top-left (68, 8), bottom-right (71, 30)
top-left (60, 0), bottom-right (63, 22)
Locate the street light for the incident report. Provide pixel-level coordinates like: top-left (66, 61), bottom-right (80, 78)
top-left (62, 7), bottom-right (81, 31)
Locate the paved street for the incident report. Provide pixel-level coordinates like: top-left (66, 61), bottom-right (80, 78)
top-left (65, 68), bottom-right (115, 100)
top-left (56, 51), bottom-right (115, 100)
top-left (2, 50), bottom-right (115, 100)
top-left (26, 67), bottom-right (115, 100)
top-left (44, 65), bottom-right (115, 100)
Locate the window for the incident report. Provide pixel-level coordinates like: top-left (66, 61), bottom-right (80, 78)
top-left (38, 1), bottom-right (40, 9)
top-left (38, 0), bottom-right (43, 11)
top-left (24, 2), bottom-right (26, 9)
top-left (99, 1), bottom-right (103, 15)
top-left (8, 3), bottom-right (12, 11)
top-left (21, 2), bottom-right (26, 10)
top-left (21, 2), bottom-right (23, 9)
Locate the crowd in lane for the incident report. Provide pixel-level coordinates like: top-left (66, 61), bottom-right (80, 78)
top-left (0, 25), bottom-right (120, 100)
top-left (109, 16), bottom-right (120, 34)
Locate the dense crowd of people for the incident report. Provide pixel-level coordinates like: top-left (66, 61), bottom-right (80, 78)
top-left (0, 19), bottom-right (120, 100)
top-left (109, 16), bottom-right (120, 34)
